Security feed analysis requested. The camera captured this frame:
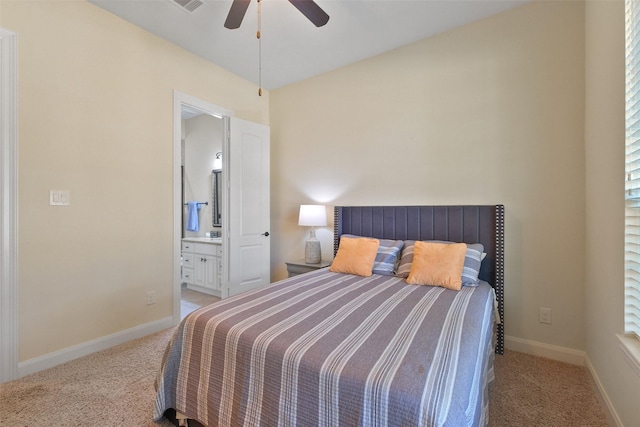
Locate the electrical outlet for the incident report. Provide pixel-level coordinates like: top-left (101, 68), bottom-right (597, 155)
top-left (539, 307), bottom-right (552, 324)
top-left (146, 291), bottom-right (156, 305)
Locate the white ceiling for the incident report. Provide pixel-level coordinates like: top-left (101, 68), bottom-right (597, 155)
top-left (90, 0), bottom-right (530, 91)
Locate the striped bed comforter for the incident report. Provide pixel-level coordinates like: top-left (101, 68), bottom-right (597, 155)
top-left (154, 268), bottom-right (495, 427)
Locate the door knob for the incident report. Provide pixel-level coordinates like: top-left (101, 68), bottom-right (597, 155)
top-left (262, 232), bottom-right (270, 237)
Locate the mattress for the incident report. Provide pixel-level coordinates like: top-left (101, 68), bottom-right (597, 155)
top-left (154, 268), bottom-right (495, 427)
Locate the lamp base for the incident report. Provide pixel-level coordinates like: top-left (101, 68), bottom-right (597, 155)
top-left (305, 240), bottom-right (321, 264)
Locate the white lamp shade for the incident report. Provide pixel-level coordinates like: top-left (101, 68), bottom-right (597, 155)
top-left (298, 205), bottom-right (327, 227)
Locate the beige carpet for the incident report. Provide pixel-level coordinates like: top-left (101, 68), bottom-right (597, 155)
top-left (490, 351), bottom-right (609, 426)
top-left (0, 328), bottom-right (609, 427)
top-left (0, 329), bottom-right (175, 427)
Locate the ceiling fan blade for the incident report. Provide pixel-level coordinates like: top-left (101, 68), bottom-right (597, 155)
top-left (224, 0), bottom-right (251, 29)
top-left (288, 0), bottom-right (329, 27)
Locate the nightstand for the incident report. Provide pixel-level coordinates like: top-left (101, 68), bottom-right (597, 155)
top-left (285, 259), bottom-right (332, 277)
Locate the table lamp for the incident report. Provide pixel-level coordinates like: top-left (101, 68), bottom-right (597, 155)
top-left (298, 204), bottom-right (327, 264)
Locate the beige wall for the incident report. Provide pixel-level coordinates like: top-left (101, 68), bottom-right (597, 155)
top-left (270, 1), bottom-right (586, 351)
top-left (1, 0), bottom-right (268, 361)
top-left (585, 1), bottom-right (640, 426)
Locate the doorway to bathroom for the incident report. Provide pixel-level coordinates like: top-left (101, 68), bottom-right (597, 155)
top-left (172, 91), bottom-right (271, 324)
top-left (180, 105), bottom-right (224, 318)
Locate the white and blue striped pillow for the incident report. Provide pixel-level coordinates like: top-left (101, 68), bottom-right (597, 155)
top-left (458, 243), bottom-right (484, 286)
top-left (341, 235), bottom-right (404, 276)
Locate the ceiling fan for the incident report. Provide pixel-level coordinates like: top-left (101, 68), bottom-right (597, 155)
top-left (224, 0), bottom-right (330, 29)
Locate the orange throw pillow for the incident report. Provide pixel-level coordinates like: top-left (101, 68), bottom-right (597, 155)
top-left (406, 241), bottom-right (466, 290)
top-left (330, 237), bottom-right (380, 277)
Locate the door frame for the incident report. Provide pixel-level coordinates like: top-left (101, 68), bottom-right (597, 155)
top-left (1, 28), bottom-right (19, 383)
top-left (172, 91), bottom-right (232, 324)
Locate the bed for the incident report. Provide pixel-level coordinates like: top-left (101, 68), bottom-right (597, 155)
top-left (155, 205), bottom-right (505, 427)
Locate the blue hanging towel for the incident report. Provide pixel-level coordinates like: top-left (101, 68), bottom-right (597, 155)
top-left (186, 201), bottom-right (201, 232)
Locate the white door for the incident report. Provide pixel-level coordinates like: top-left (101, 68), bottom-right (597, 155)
top-left (225, 117), bottom-right (270, 297)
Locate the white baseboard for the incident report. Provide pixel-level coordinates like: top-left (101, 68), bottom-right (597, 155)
top-left (504, 334), bottom-right (586, 365)
top-left (584, 355), bottom-right (624, 427)
top-left (18, 316), bottom-right (175, 378)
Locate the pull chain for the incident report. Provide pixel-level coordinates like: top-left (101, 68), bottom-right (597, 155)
top-left (257, 0), bottom-right (262, 96)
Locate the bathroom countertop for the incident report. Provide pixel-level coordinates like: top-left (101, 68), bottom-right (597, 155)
top-left (182, 237), bottom-right (222, 244)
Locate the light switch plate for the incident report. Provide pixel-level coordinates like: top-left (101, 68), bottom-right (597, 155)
top-left (50, 190), bottom-right (70, 206)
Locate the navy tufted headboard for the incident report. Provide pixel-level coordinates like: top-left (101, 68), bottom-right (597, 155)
top-left (333, 205), bottom-right (505, 354)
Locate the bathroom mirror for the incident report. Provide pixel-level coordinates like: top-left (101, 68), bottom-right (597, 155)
top-left (212, 170), bottom-right (222, 227)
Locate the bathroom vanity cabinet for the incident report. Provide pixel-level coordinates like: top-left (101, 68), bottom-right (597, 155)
top-left (182, 238), bottom-right (222, 296)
